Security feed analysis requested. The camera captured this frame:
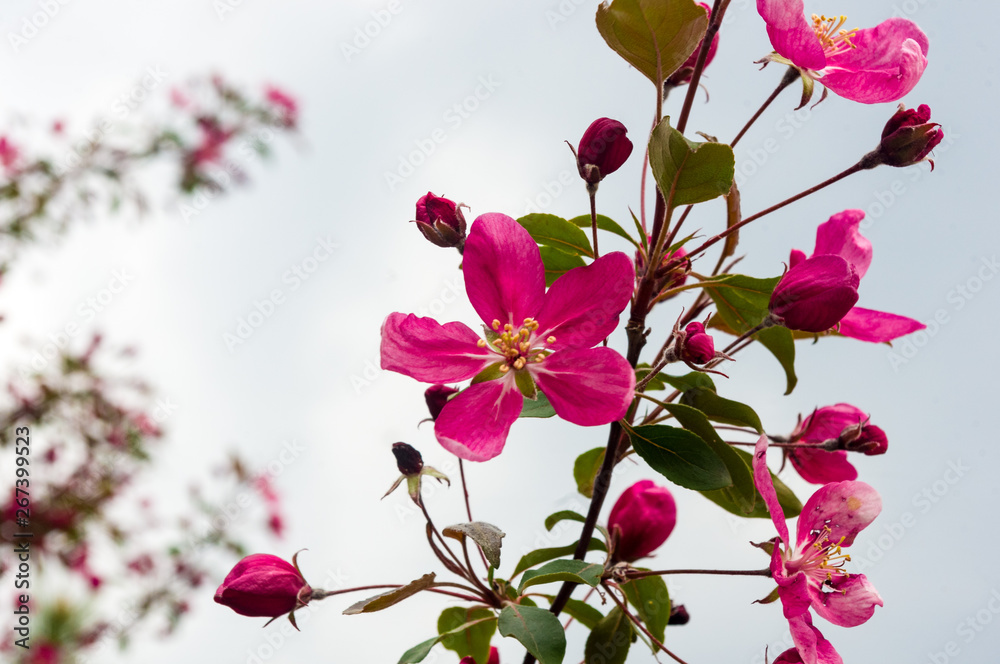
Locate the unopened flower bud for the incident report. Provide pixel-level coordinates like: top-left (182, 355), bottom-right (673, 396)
top-left (772, 649), bottom-right (805, 664)
top-left (607, 480), bottom-right (677, 563)
top-left (576, 118), bottom-right (633, 186)
top-left (866, 104), bottom-right (943, 169)
top-left (414, 192), bottom-right (467, 249)
top-left (680, 322), bottom-right (715, 365)
top-left (461, 647), bottom-right (500, 664)
top-left (424, 384), bottom-right (458, 420)
top-left (768, 255), bottom-right (859, 333)
top-left (636, 243), bottom-right (689, 298)
top-left (391, 442), bottom-right (424, 476)
top-left (668, 604), bottom-right (690, 625)
top-left (842, 424), bottom-right (888, 456)
top-left (214, 553), bottom-right (311, 619)
top-left (665, 3), bottom-right (719, 87)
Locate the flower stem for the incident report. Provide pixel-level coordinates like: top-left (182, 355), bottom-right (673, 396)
top-left (589, 188), bottom-right (600, 259)
top-left (604, 582), bottom-right (691, 664)
top-left (625, 567), bottom-right (772, 579)
top-left (731, 66), bottom-right (798, 148)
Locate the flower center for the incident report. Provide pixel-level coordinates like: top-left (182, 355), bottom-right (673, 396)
top-left (811, 14), bottom-right (858, 58)
top-left (785, 525), bottom-right (852, 586)
top-left (477, 318), bottom-right (555, 373)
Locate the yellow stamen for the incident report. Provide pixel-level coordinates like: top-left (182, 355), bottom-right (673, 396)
top-left (811, 14), bottom-right (858, 58)
top-left (546, 335), bottom-right (556, 344)
top-left (477, 339), bottom-right (487, 348)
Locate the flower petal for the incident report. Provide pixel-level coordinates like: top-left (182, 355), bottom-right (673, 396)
top-left (534, 252), bottom-right (634, 350)
top-left (789, 448), bottom-right (858, 484)
top-left (756, 0), bottom-right (826, 70)
top-left (796, 481), bottom-right (881, 548)
top-left (812, 210), bottom-right (871, 278)
top-left (531, 347), bottom-right (634, 426)
top-left (752, 434), bottom-right (790, 544)
top-left (822, 19), bottom-right (929, 104)
top-left (434, 380), bottom-right (522, 462)
top-left (796, 403), bottom-right (867, 442)
top-left (381, 313), bottom-right (492, 383)
top-left (808, 574), bottom-right (883, 627)
top-left (769, 255), bottom-right (859, 333)
top-left (838, 306), bottom-right (926, 343)
top-left (787, 613), bottom-right (844, 664)
top-left (463, 213), bottom-right (545, 328)
top-left (776, 560), bottom-right (813, 620)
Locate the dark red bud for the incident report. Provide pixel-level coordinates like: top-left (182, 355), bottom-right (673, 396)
top-left (414, 192), bottom-right (467, 248)
top-left (874, 104), bottom-right (943, 168)
top-left (680, 322), bottom-right (715, 364)
top-left (391, 442), bottom-right (424, 476)
top-left (607, 480), bottom-right (677, 562)
top-left (843, 424), bottom-right (888, 456)
top-left (461, 647), bottom-right (499, 664)
top-left (214, 554), bottom-right (311, 618)
top-left (668, 604), bottom-right (690, 625)
top-left (768, 255), bottom-right (859, 332)
top-left (577, 118), bottom-right (633, 185)
top-left (424, 384), bottom-right (458, 420)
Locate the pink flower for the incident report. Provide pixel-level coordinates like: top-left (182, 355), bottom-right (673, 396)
top-left (787, 403), bottom-right (866, 484)
top-left (768, 255), bottom-right (859, 332)
top-left (265, 85), bottom-right (299, 127)
top-left (679, 321), bottom-right (715, 365)
top-left (414, 192), bottom-right (467, 249)
top-left (576, 118), bottom-right (634, 186)
top-left (214, 553), bottom-right (311, 618)
top-left (666, 2), bottom-right (720, 87)
top-left (753, 436), bottom-right (882, 664)
top-left (381, 214), bottom-right (635, 461)
top-left (757, 0), bottom-right (929, 103)
top-left (607, 480), bottom-right (677, 562)
top-left (190, 118), bottom-right (233, 166)
top-left (789, 210), bottom-right (925, 342)
top-left (774, 613), bottom-right (843, 664)
top-left (0, 137), bottom-right (20, 173)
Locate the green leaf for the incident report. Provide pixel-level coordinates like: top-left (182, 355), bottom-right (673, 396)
top-left (757, 325), bottom-right (798, 395)
top-left (518, 560), bottom-right (604, 594)
top-left (648, 117), bottom-right (735, 207)
top-left (512, 539), bottom-right (608, 579)
top-left (583, 605), bottom-right (633, 664)
top-left (542, 596), bottom-right (605, 630)
top-left (595, 0), bottom-right (709, 88)
top-left (544, 510), bottom-right (587, 531)
top-left (520, 391), bottom-right (557, 418)
top-left (498, 604), bottom-right (567, 664)
top-left (567, 214), bottom-right (640, 249)
top-left (443, 522), bottom-right (505, 569)
top-left (701, 448), bottom-right (802, 519)
top-left (398, 616), bottom-right (497, 664)
top-left (343, 573), bottom-right (436, 615)
top-left (703, 273), bottom-right (797, 393)
top-left (662, 403), bottom-right (756, 514)
top-left (628, 424), bottom-right (732, 491)
top-left (539, 246), bottom-right (587, 286)
top-left (659, 371), bottom-right (716, 393)
top-left (680, 388), bottom-right (764, 433)
top-left (573, 447), bottom-right (605, 497)
top-left (517, 213), bottom-right (593, 257)
top-left (438, 607), bottom-right (497, 664)
top-left (620, 574), bottom-right (670, 648)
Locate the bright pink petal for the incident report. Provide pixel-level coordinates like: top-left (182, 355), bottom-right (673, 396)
top-left (838, 307), bottom-right (926, 343)
top-left (434, 380), bottom-right (522, 462)
top-left (756, 0), bottom-right (826, 70)
top-left (822, 19), bottom-right (929, 103)
top-left (789, 448), bottom-right (858, 484)
top-left (808, 574), bottom-right (883, 627)
top-left (463, 214), bottom-right (545, 328)
top-left (787, 613), bottom-right (844, 664)
top-left (796, 403), bottom-right (867, 442)
top-left (776, 560), bottom-right (813, 620)
top-left (381, 313), bottom-right (493, 383)
top-left (753, 434), bottom-right (789, 544)
top-left (796, 481), bottom-right (881, 548)
top-left (534, 252), bottom-right (634, 350)
top-left (531, 347), bottom-right (634, 426)
top-left (813, 210), bottom-right (871, 278)
top-left (789, 248), bottom-right (806, 269)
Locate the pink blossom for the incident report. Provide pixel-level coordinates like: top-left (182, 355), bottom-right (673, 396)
top-left (414, 192), bottom-right (467, 249)
top-left (214, 553), bottom-right (311, 618)
top-left (381, 214), bottom-right (635, 461)
top-left (789, 210), bottom-right (925, 342)
top-left (873, 103), bottom-right (943, 168)
top-left (753, 435), bottom-right (882, 663)
top-left (190, 118), bottom-right (233, 166)
top-left (787, 404), bottom-right (865, 484)
top-left (265, 85), bottom-right (299, 127)
top-left (0, 137), bottom-right (20, 173)
top-left (768, 255), bottom-right (859, 332)
top-left (774, 613), bottom-right (843, 664)
top-left (680, 321), bottom-right (715, 365)
top-left (757, 0), bottom-right (928, 103)
top-left (607, 480), bottom-right (677, 562)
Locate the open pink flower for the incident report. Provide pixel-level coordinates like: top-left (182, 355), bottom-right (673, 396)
top-left (753, 435), bottom-right (882, 664)
top-left (381, 214), bottom-right (635, 461)
top-left (757, 0), bottom-right (929, 103)
top-left (787, 403), bottom-right (865, 484)
top-left (789, 210), bottom-right (925, 342)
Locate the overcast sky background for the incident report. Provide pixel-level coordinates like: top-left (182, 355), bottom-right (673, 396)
top-left (1, 0), bottom-right (996, 662)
